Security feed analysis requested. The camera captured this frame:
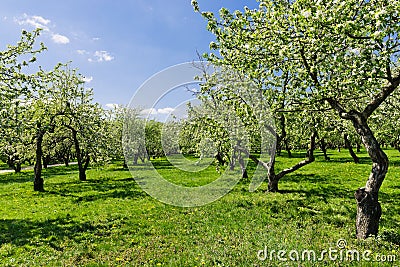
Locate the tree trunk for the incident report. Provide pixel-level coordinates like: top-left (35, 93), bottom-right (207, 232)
top-left (71, 129), bottom-right (87, 181)
top-left (79, 155), bottom-right (90, 181)
top-left (268, 176), bottom-right (279, 192)
top-left (351, 117), bottom-right (387, 239)
top-left (320, 138), bottom-right (330, 161)
top-left (344, 133), bottom-right (360, 164)
top-left (14, 162), bottom-right (21, 173)
top-left (267, 156), bottom-right (279, 192)
top-left (34, 130), bottom-right (45, 192)
top-left (278, 113), bottom-right (292, 158)
top-left (356, 143), bottom-right (361, 153)
top-left (7, 156), bottom-right (21, 173)
top-left (276, 136), bottom-right (282, 156)
top-left (215, 152), bottom-right (226, 165)
top-left (43, 155), bottom-right (50, 169)
top-left (8, 157), bottom-right (22, 173)
top-left (243, 131), bottom-right (316, 193)
top-left (238, 154), bottom-right (248, 179)
top-left (229, 150), bottom-right (236, 171)
top-left (77, 154), bottom-right (90, 181)
top-left (78, 166), bottom-right (86, 181)
top-left (284, 139), bottom-right (292, 158)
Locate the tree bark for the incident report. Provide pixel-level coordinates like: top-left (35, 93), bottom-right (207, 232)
top-left (215, 152), bottom-right (226, 166)
top-left (344, 133), bottom-right (360, 163)
top-left (284, 139), bottom-right (292, 158)
top-left (14, 163), bottom-right (22, 173)
top-left (7, 156), bottom-right (22, 173)
top-left (43, 155), bottom-right (50, 169)
top-left (351, 117), bottom-right (388, 239)
top-left (278, 113), bottom-right (292, 158)
top-left (356, 143), bottom-right (361, 153)
top-left (320, 138), bottom-right (330, 161)
top-left (267, 156), bottom-right (279, 192)
top-left (71, 129), bottom-right (87, 181)
top-left (238, 154), bottom-right (248, 179)
top-left (34, 129), bottom-right (45, 192)
top-left (229, 150), bottom-right (236, 171)
top-left (276, 135), bottom-right (282, 156)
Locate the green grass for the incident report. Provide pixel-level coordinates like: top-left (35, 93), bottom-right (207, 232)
top-left (0, 149), bottom-right (399, 266)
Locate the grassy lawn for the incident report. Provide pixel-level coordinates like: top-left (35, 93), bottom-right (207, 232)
top-left (0, 150), bottom-right (399, 266)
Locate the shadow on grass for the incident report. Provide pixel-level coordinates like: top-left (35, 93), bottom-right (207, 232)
top-left (46, 176), bottom-right (148, 202)
top-left (323, 155), bottom-right (372, 164)
top-left (41, 164), bottom-right (80, 176)
top-left (148, 160), bottom-right (174, 169)
top-left (0, 171), bottom-right (33, 184)
top-left (0, 215), bottom-right (128, 248)
top-left (283, 173), bottom-right (331, 184)
top-left (0, 164), bottom-right (82, 185)
top-left (389, 157), bottom-right (400, 166)
top-left (279, 186), bottom-right (354, 202)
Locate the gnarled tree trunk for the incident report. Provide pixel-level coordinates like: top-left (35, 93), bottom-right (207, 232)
top-left (352, 117), bottom-right (387, 239)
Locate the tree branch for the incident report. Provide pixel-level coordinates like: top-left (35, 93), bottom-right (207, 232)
top-left (275, 131), bottom-right (316, 180)
top-left (362, 78), bottom-right (400, 118)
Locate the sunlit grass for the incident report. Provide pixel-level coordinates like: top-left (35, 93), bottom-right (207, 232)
top-left (0, 149), bottom-right (399, 266)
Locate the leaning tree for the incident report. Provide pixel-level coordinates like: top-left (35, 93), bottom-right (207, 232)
top-left (193, 0), bottom-right (400, 239)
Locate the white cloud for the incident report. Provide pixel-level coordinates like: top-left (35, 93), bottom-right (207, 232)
top-left (105, 103), bottom-right (119, 109)
top-left (140, 107), bottom-right (175, 116)
top-left (32, 15), bottom-right (51, 25)
top-left (51, 33), bottom-right (70, 44)
top-left (92, 37), bottom-right (100, 41)
top-left (81, 76), bottom-right (93, 83)
top-left (157, 108), bottom-right (175, 114)
top-left (14, 14), bottom-right (71, 45)
top-left (140, 108), bottom-right (158, 115)
top-left (89, 50), bottom-right (114, 62)
top-left (15, 14), bottom-right (50, 31)
top-left (77, 49), bottom-right (88, 55)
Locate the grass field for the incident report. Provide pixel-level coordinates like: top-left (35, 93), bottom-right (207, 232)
top-left (0, 149), bottom-right (399, 266)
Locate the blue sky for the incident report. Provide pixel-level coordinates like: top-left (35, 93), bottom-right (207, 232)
top-left (0, 1), bottom-right (259, 111)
